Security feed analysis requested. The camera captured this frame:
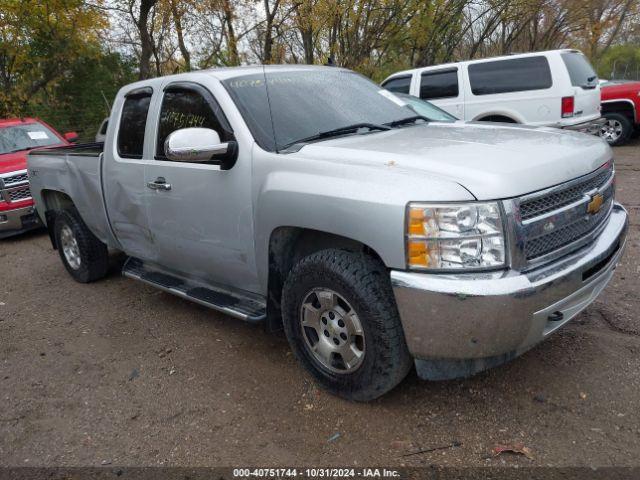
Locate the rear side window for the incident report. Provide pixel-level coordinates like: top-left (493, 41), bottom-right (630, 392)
top-left (561, 52), bottom-right (597, 88)
top-left (155, 86), bottom-right (233, 160)
top-left (468, 56), bottom-right (552, 95)
top-left (420, 69), bottom-right (458, 100)
top-left (382, 75), bottom-right (411, 94)
top-left (117, 89), bottom-right (152, 158)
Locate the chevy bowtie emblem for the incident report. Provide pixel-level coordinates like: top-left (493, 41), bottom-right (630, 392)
top-left (587, 193), bottom-right (604, 215)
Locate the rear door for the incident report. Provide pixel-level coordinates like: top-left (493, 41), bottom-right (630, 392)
top-left (143, 80), bottom-right (258, 291)
top-left (559, 51), bottom-right (601, 123)
top-left (417, 67), bottom-right (464, 119)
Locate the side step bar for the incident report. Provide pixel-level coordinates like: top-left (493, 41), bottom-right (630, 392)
top-left (122, 257), bottom-right (266, 323)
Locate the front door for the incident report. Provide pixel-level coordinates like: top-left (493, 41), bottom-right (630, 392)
top-left (143, 81), bottom-right (259, 293)
top-left (103, 87), bottom-right (157, 260)
top-left (417, 67), bottom-right (465, 120)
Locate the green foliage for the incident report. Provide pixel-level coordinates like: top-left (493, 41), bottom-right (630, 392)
top-left (24, 51), bottom-right (137, 142)
top-left (596, 44), bottom-right (640, 80)
top-left (0, 0), bottom-right (107, 116)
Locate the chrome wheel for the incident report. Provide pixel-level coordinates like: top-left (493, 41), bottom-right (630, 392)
top-left (60, 225), bottom-right (81, 270)
top-left (600, 119), bottom-right (623, 143)
top-left (300, 288), bottom-right (365, 374)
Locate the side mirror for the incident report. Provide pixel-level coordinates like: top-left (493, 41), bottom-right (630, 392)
top-left (64, 132), bottom-right (79, 143)
top-left (165, 128), bottom-right (231, 163)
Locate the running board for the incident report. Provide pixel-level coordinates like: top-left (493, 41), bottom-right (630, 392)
top-left (122, 257), bottom-right (266, 323)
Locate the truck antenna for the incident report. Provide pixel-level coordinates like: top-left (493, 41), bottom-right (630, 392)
top-left (262, 64), bottom-right (280, 153)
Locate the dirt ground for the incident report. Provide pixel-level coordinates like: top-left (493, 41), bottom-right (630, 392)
top-left (1, 139), bottom-right (639, 468)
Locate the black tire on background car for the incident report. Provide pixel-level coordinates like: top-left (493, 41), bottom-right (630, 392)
top-left (281, 249), bottom-right (412, 401)
top-left (54, 209), bottom-right (109, 283)
top-left (600, 113), bottom-right (633, 146)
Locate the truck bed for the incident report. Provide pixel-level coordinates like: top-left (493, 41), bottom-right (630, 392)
top-left (27, 143), bottom-right (118, 248)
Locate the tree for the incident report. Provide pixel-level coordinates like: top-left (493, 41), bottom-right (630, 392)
top-left (0, 0), bottom-right (107, 116)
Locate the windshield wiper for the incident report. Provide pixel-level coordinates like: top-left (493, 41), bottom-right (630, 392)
top-left (280, 123), bottom-right (390, 150)
top-left (385, 115), bottom-right (430, 128)
top-left (8, 147), bottom-right (32, 153)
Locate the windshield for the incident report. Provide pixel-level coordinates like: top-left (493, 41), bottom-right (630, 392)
top-left (561, 52), bottom-right (598, 88)
top-left (223, 69), bottom-right (421, 152)
top-left (395, 93), bottom-right (457, 122)
top-left (0, 122), bottom-right (61, 155)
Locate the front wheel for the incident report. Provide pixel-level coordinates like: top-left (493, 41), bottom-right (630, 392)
top-left (600, 113), bottom-right (633, 146)
top-left (54, 209), bottom-right (109, 283)
top-left (282, 249), bottom-right (412, 401)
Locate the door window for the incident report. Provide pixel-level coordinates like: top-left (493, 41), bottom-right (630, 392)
top-left (468, 56), bottom-right (552, 95)
top-left (117, 89), bottom-right (152, 159)
top-left (382, 75), bottom-right (412, 94)
top-left (419, 69), bottom-right (459, 100)
top-left (156, 86), bottom-right (232, 160)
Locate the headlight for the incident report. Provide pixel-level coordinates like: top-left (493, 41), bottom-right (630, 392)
top-left (406, 202), bottom-right (506, 270)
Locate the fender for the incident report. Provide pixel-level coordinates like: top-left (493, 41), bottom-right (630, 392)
top-left (251, 147), bottom-right (474, 293)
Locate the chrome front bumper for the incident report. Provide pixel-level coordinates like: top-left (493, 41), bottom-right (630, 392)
top-left (0, 204), bottom-right (41, 239)
top-left (390, 203), bottom-right (628, 380)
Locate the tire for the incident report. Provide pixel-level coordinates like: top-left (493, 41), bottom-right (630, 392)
top-left (282, 249), bottom-right (412, 401)
top-left (54, 209), bottom-right (109, 283)
top-left (600, 113), bottom-right (633, 146)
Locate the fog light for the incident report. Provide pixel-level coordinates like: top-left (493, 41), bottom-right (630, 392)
top-left (0, 215), bottom-right (7, 223)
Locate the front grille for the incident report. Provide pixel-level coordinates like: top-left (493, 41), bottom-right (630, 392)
top-left (2, 172), bottom-right (29, 186)
top-left (0, 170), bottom-right (31, 204)
top-left (517, 164), bottom-right (615, 266)
top-left (8, 185), bottom-right (31, 202)
top-left (525, 196), bottom-right (613, 260)
top-left (520, 166), bottom-right (612, 221)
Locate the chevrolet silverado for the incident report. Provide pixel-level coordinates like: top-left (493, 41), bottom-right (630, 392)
top-left (27, 66), bottom-right (628, 400)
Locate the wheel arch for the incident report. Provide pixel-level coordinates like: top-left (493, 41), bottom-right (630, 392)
top-left (40, 189), bottom-right (76, 249)
top-left (265, 227), bottom-right (387, 332)
top-left (601, 100), bottom-right (636, 122)
top-left (474, 114), bottom-right (520, 123)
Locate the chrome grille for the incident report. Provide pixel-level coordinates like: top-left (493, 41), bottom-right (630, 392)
top-left (0, 169), bottom-right (32, 204)
top-left (514, 163), bottom-right (615, 268)
top-left (8, 185), bottom-right (32, 202)
top-left (525, 196), bottom-right (613, 260)
top-left (2, 172), bottom-right (29, 186)
top-left (520, 166), bottom-right (612, 221)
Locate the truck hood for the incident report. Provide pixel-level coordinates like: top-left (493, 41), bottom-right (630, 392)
top-left (0, 151), bottom-right (29, 175)
top-left (301, 122), bottom-right (612, 200)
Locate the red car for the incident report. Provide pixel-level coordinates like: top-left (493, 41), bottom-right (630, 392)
top-left (0, 118), bottom-right (77, 238)
top-left (600, 80), bottom-right (640, 146)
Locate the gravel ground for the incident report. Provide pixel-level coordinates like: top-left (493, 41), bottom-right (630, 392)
top-left (1, 138), bottom-right (639, 468)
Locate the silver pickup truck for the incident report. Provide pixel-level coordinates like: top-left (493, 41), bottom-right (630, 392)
top-left (28, 66), bottom-right (628, 401)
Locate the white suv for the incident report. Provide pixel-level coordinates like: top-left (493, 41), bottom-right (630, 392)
top-left (382, 49), bottom-right (604, 133)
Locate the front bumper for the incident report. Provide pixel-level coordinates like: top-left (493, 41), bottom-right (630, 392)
top-left (0, 204), bottom-right (42, 239)
top-left (390, 203), bottom-right (628, 380)
top-left (561, 116), bottom-right (607, 135)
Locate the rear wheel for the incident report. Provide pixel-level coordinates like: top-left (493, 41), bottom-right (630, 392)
top-left (54, 209), bottom-right (109, 283)
top-left (600, 113), bottom-right (633, 146)
top-left (282, 249), bottom-right (412, 401)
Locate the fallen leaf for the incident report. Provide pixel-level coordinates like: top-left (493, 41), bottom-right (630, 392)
top-left (390, 440), bottom-right (412, 450)
top-left (492, 443), bottom-right (533, 460)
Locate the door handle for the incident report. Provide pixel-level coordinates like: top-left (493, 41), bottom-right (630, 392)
top-left (147, 177), bottom-right (171, 191)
